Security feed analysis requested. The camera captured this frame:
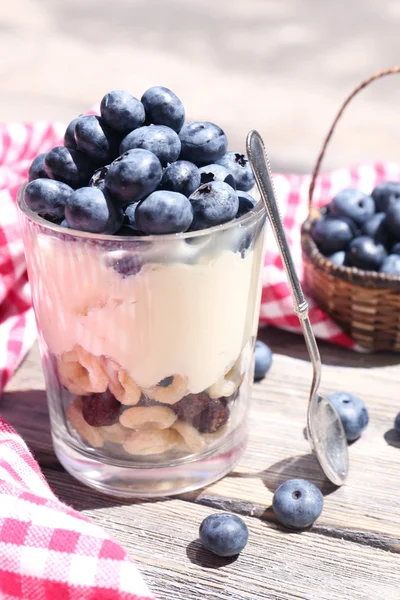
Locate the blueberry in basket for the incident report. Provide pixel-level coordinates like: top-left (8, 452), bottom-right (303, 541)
top-left (25, 86), bottom-right (257, 238)
top-left (310, 182), bottom-right (400, 274)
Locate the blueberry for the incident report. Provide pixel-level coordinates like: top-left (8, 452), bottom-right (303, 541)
top-left (385, 201), bottom-right (400, 240)
top-left (272, 479), bottom-right (323, 530)
top-left (199, 164), bottom-right (236, 190)
top-left (28, 154), bottom-right (48, 181)
top-left (158, 376), bottom-right (174, 388)
top-left (124, 203), bottom-right (139, 231)
top-left (64, 187), bottom-right (123, 234)
top-left (89, 165), bottom-right (110, 191)
top-left (74, 115), bottom-right (120, 164)
top-left (311, 216), bottom-right (354, 255)
top-left (216, 152), bottom-right (255, 192)
top-left (44, 146), bottom-right (93, 189)
top-left (362, 212), bottom-right (391, 247)
top-left (330, 188), bottom-right (375, 225)
top-left (120, 125), bottom-right (181, 167)
top-left (100, 90), bottom-right (145, 135)
top-left (24, 179), bottom-right (73, 219)
top-left (105, 149), bottom-right (162, 205)
top-left (395, 412), bottom-right (400, 434)
top-left (64, 116), bottom-right (81, 150)
top-left (136, 190), bottom-right (193, 234)
top-left (371, 181), bottom-right (400, 212)
top-left (160, 160), bottom-right (200, 197)
top-left (105, 251), bottom-right (141, 276)
top-left (189, 182), bottom-right (238, 230)
top-left (236, 191), bottom-right (257, 218)
top-left (327, 392), bottom-right (369, 441)
top-left (380, 254), bottom-right (400, 276)
top-left (141, 86), bottom-right (185, 133)
top-left (60, 219), bottom-right (69, 228)
top-left (392, 242), bottom-right (400, 255)
top-left (328, 250), bottom-right (346, 266)
top-left (346, 236), bottom-right (387, 271)
top-left (199, 513), bottom-right (248, 557)
top-left (179, 122), bottom-right (227, 166)
top-left (254, 341), bottom-right (272, 381)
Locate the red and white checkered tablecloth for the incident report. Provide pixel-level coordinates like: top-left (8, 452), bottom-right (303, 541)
top-left (1, 117), bottom-right (400, 598)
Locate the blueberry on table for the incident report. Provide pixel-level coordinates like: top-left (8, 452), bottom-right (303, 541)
top-left (105, 149), bottom-right (162, 205)
top-left (100, 90), bottom-right (145, 135)
top-left (272, 479), bottom-right (323, 530)
top-left (311, 216), bottom-right (354, 255)
top-left (141, 86), bottom-right (185, 133)
top-left (328, 250), bottom-right (346, 266)
top-left (346, 236), bottom-right (387, 271)
top-left (199, 164), bottom-right (236, 190)
top-left (24, 178), bottom-right (73, 219)
top-left (216, 152), bottom-right (255, 192)
top-left (28, 153), bottom-right (48, 181)
top-left (179, 122), bottom-right (227, 166)
top-left (74, 115), bottom-right (120, 164)
top-left (44, 146), bottom-right (93, 189)
top-left (160, 160), bottom-right (200, 197)
top-left (330, 188), bottom-right (375, 225)
top-left (327, 392), bottom-right (369, 441)
top-left (189, 181), bottom-right (238, 230)
top-left (371, 181), bottom-right (400, 212)
top-left (254, 340), bottom-right (272, 381)
top-left (394, 412), bottom-right (400, 434)
top-left (120, 125), bottom-right (181, 167)
top-left (236, 191), bottom-right (257, 218)
top-left (199, 513), bottom-right (248, 557)
top-left (64, 187), bottom-right (123, 234)
top-left (135, 190), bottom-right (193, 234)
top-left (384, 201), bottom-right (400, 240)
top-left (64, 116), bottom-right (81, 150)
top-left (380, 254), bottom-right (400, 276)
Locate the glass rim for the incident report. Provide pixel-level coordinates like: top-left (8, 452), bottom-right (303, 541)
top-left (17, 181), bottom-right (266, 242)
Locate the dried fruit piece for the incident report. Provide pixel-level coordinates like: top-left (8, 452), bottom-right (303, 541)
top-left (123, 428), bottom-right (180, 455)
top-left (58, 345), bottom-right (108, 395)
top-left (81, 390), bottom-right (121, 427)
top-left (66, 396), bottom-right (104, 448)
top-left (192, 398), bottom-right (230, 433)
top-left (145, 374), bottom-right (188, 404)
top-left (207, 360), bottom-right (245, 399)
top-left (172, 420), bottom-right (206, 453)
top-left (100, 422), bottom-right (131, 443)
top-left (103, 360), bottom-right (141, 406)
top-left (172, 392), bottom-right (211, 420)
top-left (120, 405), bottom-right (176, 430)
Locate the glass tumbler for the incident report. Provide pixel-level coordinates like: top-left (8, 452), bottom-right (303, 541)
top-left (18, 185), bottom-right (266, 497)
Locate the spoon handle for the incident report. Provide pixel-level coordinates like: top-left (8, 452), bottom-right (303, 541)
top-left (246, 130), bottom-right (321, 385)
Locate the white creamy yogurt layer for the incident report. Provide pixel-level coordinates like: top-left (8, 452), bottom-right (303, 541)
top-left (27, 233), bottom-right (258, 394)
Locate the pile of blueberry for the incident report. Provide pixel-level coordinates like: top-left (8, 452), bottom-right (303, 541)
top-left (24, 87), bottom-right (257, 235)
top-left (310, 183), bottom-right (400, 275)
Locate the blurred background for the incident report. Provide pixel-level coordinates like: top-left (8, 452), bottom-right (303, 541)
top-left (1, 0), bottom-right (400, 173)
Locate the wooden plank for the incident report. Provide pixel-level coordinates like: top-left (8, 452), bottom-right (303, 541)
top-left (41, 468), bottom-right (400, 600)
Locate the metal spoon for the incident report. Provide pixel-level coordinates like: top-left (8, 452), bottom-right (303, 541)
top-left (246, 129), bottom-right (348, 486)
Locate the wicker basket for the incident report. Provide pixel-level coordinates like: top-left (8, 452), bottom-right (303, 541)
top-left (301, 66), bottom-right (400, 352)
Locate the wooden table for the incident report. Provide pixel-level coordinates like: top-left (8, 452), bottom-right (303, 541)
top-left (2, 328), bottom-right (400, 600)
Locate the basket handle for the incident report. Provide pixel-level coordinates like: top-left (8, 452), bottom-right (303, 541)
top-left (308, 66), bottom-right (400, 217)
